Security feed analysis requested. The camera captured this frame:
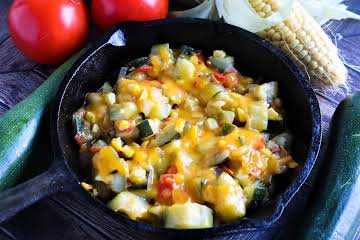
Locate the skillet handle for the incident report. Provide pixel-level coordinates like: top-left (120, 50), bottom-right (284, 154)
top-left (0, 161), bottom-right (77, 223)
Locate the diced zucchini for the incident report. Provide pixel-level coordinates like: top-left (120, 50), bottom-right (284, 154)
top-left (209, 150), bottom-right (230, 166)
top-left (201, 83), bottom-right (225, 103)
top-left (220, 123), bottom-right (236, 136)
top-left (208, 56), bottom-right (234, 72)
top-left (93, 181), bottom-right (113, 201)
top-left (176, 58), bottom-right (195, 81)
top-left (204, 118), bottom-right (219, 130)
top-left (151, 43), bottom-right (171, 56)
top-left (109, 174), bottom-right (126, 193)
top-left (149, 205), bottom-right (167, 219)
top-left (246, 102), bottom-right (268, 132)
top-left (216, 110), bottom-right (235, 124)
top-left (137, 119), bottom-right (159, 139)
top-left (149, 124), bottom-right (181, 147)
top-left (108, 191), bottom-right (150, 220)
top-left (272, 132), bottom-right (293, 149)
top-left (129, 167), bottom-right (148, 186)
top-left (244, 181), bottom-right (269, 207)
top-left (100, 82), bottom-right (114, 93)
top-left (179, 45), bottom-right (195, 58)
top-left (165, 203), bottom-right (213, 229)
top-left (109, 103), bottom-right (138, 121)
top-left (235, 168), bottom-right (251, 187)
top-left (250, 82), bottom-right (278, 103)
top-left (109, 104), bottom-right (126, 121)
top-left (93, 139), bottom-right (107, 148)
top-left (213, 173), bottom-right (247, 222)
top-left (149, 103), bottom-right (171, 120)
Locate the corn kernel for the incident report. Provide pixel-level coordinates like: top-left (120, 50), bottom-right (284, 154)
top-left (268, 108), bottom-right (282, 121)
top-left (237, 108), bottom-right (248, 122)
top-left (122, 145), bottom-right (135, 158)
top-left (213, 50), bottom-right (226, 58)
top-left (111, 137), bottom-right (123, 152)
top-left (81, 182), bottom-right (93, 191)
top-left (105, 93), bottom-right (116, 105)
top-left (85, 111), bottom-right (96, 124)
top-left (175, 119), bottom-right (186, 133)
top-left (116, 120), bottom-right (130, 131)
top-left (127, 83), bottom-right (142, 96)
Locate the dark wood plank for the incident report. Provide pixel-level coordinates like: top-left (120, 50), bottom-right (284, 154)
top-left (0, 71), bottom-right (46, 113)
top-left (0, 0), bottom-right (12, 43)
top-left (0, 38), bottom-right (37, 73)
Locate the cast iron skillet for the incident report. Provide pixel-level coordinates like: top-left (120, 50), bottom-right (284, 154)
top-left (0, 19), bottom-right (321, 238)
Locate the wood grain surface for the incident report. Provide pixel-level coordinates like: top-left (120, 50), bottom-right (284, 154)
top-left (0, 1), bottom-right (359, 239)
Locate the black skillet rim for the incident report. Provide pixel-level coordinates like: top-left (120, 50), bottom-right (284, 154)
top-left (52, 18), bottom-right (322, 237)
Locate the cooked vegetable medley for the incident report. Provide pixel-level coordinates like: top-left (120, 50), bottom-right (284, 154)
top-left (74, 44), bottom-right (298, 229)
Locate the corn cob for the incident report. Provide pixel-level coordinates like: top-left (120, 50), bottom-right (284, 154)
top-left (250, 0), bottom-right (347, 86)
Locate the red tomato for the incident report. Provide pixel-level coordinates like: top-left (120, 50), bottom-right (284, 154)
top-left (8, 0), bottom-right (89, 64)
top-left (92, 0), bottom-right (169, 31)
top-left (213, 71), bottom-right (239, 89)
top-left (157, 174), bottom-right (177, 205)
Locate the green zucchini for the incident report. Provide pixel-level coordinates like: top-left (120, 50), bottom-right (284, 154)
top-left (216, 110), bottom-right (235, 124)
top-left (108, 191), bottom-right (150, 220)
top-left (179, 45), bottom-right (195, 58)
top-left (137, 119), bottom-right (158, 139)
top-left (244, 181), bottom-right (268, 208)
top-left (200, 83), bottom-right (225, 103)
top-left (220, 123), bottom-right (236, 136)
top-left (165, 202), bottom-right (213, 229)
top-left (208, 56), bottom-right (234, 73)
top-left (100, 82), bottom-right (113, 93)
top-left (149, 124), bottom-right (180, 147)
top-left (297, 92), bottom-right (360, 240)
top-left (0, 49), bottom-right (87, 192)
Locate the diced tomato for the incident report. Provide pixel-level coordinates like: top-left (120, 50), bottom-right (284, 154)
top-left (213, 71), bottom-right (239, 89)
top-left (223, 72), bottom-right (239, 89)
top-left (213, 71), bottom-right (227, 83)
top-left (74, 134), bottom-right (86, 146)
top-left (166, 165), bottom-right (177, 174)
top-left (89, 145), bottom-right (102, 153)
top-left (157, 174), bottom-right (177, 205)
top-left (136, 65), bottom-right (153, 73)
top-left (223, 165), bottom-right (234, 176)
top-left (253, 138), bottom-right (265, 150)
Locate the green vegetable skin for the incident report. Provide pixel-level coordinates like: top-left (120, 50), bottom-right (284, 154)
top-left (298, 92), bottom-right (360, 240)
top-left (0, 48), bottom-right (87, 192)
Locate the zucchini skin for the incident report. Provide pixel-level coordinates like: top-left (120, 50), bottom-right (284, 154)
top-left (298, 92), bottom-right (360, 240)
top-left (0, 49), bottom-right (86, 192)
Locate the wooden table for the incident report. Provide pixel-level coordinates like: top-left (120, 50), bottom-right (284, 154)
top-left (0, 1), bottom-right (359, 239)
